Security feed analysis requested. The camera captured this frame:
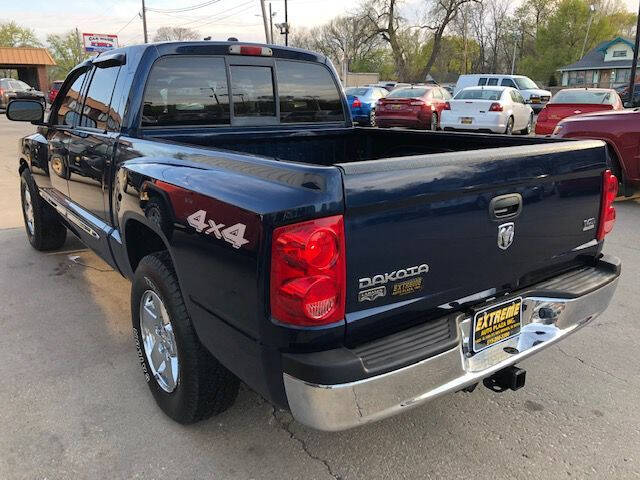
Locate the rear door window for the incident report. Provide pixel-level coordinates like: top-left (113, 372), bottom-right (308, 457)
top-left (80, 66), bottom-right (120, 131)
top-left (487, 78), bottom-right (499, 86)
top-left (276, 59), bottom-right (344, 123)
top-left (229, 65), bottom-right (275, 117)
top-left (142, 56), bottom-right (230, 127)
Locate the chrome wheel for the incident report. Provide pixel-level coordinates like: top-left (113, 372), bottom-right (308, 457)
top-left (505, 117), bottom-right (514, 135)
top-left (22, 185), bottom-right (34, 235)
top-left (140, 290), bottom-right (179, 393)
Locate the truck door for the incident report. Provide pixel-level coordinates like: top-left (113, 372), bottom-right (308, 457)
top-left (64, 64), bottom-right (122, 264)
top-left (43, 67), bottom-right (90, 202)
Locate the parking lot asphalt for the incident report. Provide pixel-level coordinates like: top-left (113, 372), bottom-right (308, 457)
top-left (1, 115), bottom-right (639, 480)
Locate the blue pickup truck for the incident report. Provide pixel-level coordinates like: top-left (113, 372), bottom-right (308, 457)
top-left (7, 42), bottom-right (620, 431)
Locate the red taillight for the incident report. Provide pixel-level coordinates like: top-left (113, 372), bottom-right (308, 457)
top-left (596, 169), bottom-right (618, 241)
top-left (443, 101), bottom-right (451, 110)
top-left (0, 88), bottom-right (4, 96)
top-left (228, 45), bottom-right (273, 56)
top-left (489, 102), bottom-right (503, 112)
top-left (352, 98), bottom-right (362, 108)
top-left (271, 215), bottom-right (346, 326)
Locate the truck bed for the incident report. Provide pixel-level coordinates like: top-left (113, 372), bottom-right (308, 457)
top-left (142, 126), bottom-right (563, 166)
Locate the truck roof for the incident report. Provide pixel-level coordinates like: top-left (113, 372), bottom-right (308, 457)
top-left (92, 41), bottom-right (328, 67)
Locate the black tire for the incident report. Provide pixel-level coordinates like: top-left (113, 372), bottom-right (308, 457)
top-left (131, 251), bottom-right (239, 424)
top-left (430, 112), bottom-right (439, 131)
top-left (504, 116), bottom-right (514, 135)
top-left (606, 147), bottom-right (628, 197)
top-left (518, 114), bottom-right (533, 135)
top-left (20, 169), bottom-right (67, 251)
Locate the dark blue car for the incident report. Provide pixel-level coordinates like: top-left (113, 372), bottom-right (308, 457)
top-left (345, 86), bottom-right (388, 126)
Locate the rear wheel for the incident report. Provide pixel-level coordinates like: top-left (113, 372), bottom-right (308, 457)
top-left (518, 114), bottom-right (533, 135)
top-left (20, 169), bottom-right (66, 251)
top-left (430, 112), bottom-right (439, 131)
top-left (132, 251), bottom-right (240, 424)
top-left (504, 116), bottom-right (514, 135)
top-left (606, 147), bottom-right (629, 197)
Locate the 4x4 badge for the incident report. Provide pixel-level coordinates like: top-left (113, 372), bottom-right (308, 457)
top-left (497, 222), bottom-right (515, 250)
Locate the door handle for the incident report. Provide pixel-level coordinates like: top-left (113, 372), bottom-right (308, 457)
top-left (489, 193), bottom-right (522, 221)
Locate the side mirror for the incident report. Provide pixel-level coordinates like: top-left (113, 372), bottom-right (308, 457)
top-left (6, 99), bottom-right (44, 124)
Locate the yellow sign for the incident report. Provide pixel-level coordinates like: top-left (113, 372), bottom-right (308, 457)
top-left (473, 297), bottom-right (522, 352)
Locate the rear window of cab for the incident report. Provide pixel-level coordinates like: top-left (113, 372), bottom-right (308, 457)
top-left (141, 56), bottom-right (344, 127)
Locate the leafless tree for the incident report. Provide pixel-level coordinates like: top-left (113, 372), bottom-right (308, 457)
top-left (153, 27), bottom-right (200, 42)
top-left (416, 0), bottom-right (481, 80)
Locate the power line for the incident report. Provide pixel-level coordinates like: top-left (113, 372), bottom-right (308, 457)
top-left (146, 0), bottom-right (222, 14)
top-left (116, 13), bottom-right (140, 34)
top-left (176, 1), bottom-right (256, 29)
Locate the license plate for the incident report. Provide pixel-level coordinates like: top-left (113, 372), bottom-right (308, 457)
top-left (471, 297), bottom-right (522, 353)
top-left (391, 104), bottom-right (403, 110)
top-left (461, 117), bottom-right (473, 124)
top-left (531, 98), bottom-right (540, 104)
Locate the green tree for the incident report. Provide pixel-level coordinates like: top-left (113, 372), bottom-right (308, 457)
top-left (46, 31), bottom-right (90, 80)
top-left (520, 0), bottom-right (631, 82)
top-left (0, 21), bottom-right (41, 47)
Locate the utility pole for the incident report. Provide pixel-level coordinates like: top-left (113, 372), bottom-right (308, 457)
top-left (75, 28), bottom-right (83, 63)
top-left (284, 0), bottom-right (288, 46)
top-left (260, 0), bottom-right (271, 43)
top-left (580, 4), bottom-right (595, 59)
top-left (628, 0), bottom-right (640, 106)
top-left (141, 0), bottom-right (148, 43)
top-left (269, 3), bottom-right (274, 45)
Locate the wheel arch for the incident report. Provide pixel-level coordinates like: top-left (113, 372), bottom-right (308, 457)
top-left (123, 216), bottom-right (171, 275)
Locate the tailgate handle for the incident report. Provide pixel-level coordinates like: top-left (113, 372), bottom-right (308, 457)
top-left (489, 194), bottom-right (522, 221)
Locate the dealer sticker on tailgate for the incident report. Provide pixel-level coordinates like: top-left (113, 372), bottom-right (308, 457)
top-left (472, 297), bottom-right (522, 352)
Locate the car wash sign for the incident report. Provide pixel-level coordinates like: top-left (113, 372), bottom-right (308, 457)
top-left (82, 33), bottom-right (119, 53)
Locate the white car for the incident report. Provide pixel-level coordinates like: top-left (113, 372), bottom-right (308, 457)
top-left (454, 74), bottom-right (551, 113)
top-left (440, 86), bottom-right (534, 135)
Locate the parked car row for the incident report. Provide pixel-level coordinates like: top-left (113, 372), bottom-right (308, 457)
top-left (0, 78), bottom-right (46, 110)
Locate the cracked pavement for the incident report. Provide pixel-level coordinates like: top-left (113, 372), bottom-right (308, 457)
top-left (1, 116), bottom-right (639, 479)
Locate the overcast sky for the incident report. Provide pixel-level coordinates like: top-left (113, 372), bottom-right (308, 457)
top-left (4, 0), bottom-right (639, 47)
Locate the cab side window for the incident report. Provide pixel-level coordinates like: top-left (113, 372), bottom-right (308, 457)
top-left (56, 71), bottom-right (88, 127)
top-left (501, 78), bottom-right (517, 88)
top-left (80, 66), bottom-right (121, 131)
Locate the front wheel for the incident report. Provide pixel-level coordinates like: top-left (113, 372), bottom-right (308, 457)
top-left (20, 169), bottom-right (66, 251)
top-left (504, 116), bottom-right (514, 135)
top-left (131, 251), bottom-right (239, 424)
top-left (430, 112), bottom-right (439, 131)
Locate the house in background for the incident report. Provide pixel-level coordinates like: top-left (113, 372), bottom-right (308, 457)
top-left (557, 37), bottom-right (635, 89)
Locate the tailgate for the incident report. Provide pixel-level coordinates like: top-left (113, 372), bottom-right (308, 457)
top-left (337, 140), bottom-right (607, 344)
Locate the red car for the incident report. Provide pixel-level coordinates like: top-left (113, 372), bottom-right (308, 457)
top-left (553, 109), bottom-right (639, 195)
top-left (376, 85), bottom-right (452, 130)
top-left (48, 80), bottom-right (64, 104)
top-left (535, 88), bottom-right (623, 135)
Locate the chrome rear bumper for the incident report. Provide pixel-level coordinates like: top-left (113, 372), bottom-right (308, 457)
top-left (283, 264), bottom-right (619, 431)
